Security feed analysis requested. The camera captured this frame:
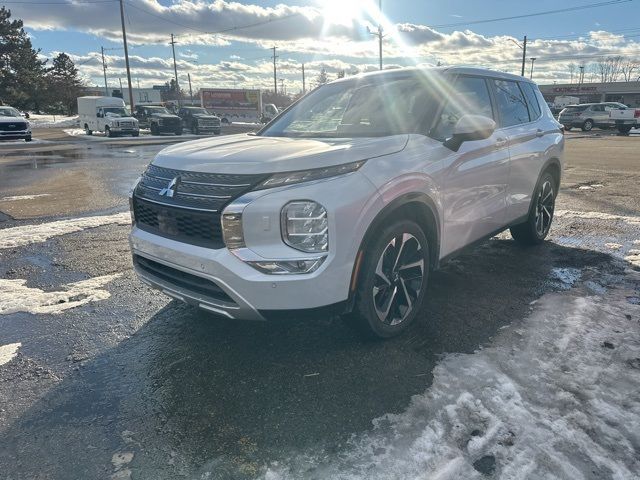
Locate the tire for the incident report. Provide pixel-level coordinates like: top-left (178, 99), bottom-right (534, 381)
top-left (150, 124), bottom-right (159, 136)
top-left (105, 126), bottom-right (113, 138)
top-left (84, 124), bottom-right (92, 135)
top-left (25, 135), bottom-right (32, 142)
top-left (617, 125), bottom-right (632, 135)
top-left (175, 128), bottom-right (183, 136)
top-left (348, 220), bottom-right (430, 339)
top-left (191, 124), bottom-right (198, 135)
top-left (510, 172), bottom-right (556, 246)
top-left (564, 126), bottom-right (571, 131)
top-left (581, 119), bottom-right (594, 132)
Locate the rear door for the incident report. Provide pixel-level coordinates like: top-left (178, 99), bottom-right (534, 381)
top-left (438, 75), bottom-right (510, 258)
top-left (497, 80), bottom-right (548, 223)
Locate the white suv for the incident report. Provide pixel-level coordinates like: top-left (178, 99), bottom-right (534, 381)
top-left (129, 67), bottom-right (564, 338)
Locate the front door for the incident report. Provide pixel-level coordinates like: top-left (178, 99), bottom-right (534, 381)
top-left (436, 76), bottom-right (510, 258)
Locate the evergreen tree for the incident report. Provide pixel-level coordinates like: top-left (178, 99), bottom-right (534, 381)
top-left (0, 7), bottom-right (47, 110)
top-left (46, 52), bottom-right (84, 114)
top-left (316, 68), bottom-right (328, 86)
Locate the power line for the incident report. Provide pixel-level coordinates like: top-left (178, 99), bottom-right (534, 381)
top-left (428, 0), bottom-right (634, 29)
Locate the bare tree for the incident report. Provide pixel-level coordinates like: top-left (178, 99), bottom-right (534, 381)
top-left (595, 56), bottom-right (624, 83)
top-left (620, 58), bottom-right (639, 82)
top-left (568, 63), bottom-right (577, 83)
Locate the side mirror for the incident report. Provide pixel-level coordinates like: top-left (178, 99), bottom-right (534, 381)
top-left (97, 111), bottom-right (103, 118)
top-left (443, 115), bottom-right (496, 152)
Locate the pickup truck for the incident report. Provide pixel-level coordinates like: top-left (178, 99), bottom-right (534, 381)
top-left (609, 107), bottom-right (640, 134)
top-left (177, 107), bottom-right (221, 135)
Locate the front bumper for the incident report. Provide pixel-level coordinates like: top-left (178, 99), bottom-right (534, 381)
top-left (129, 170), bottom-right (379, 320)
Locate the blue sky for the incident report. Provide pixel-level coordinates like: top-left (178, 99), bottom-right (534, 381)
top-left (12, 0), bottom-right (640, 90)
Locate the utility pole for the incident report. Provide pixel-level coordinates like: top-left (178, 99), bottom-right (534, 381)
top-left (279, 78), bottom-right (285, 96)
top-left (529, 57), bottom-right (537, 80)
top-left (188, 73), bottom-right (193, 104)
top-left (101, 46), bottom-right (109, 95)
top-left (119, 0), bottom-right (134, 110)
top-left (520, 35), bottom-right (527, 77)
top-left (578, 65), bottom-right (585, 101)
top-left (302, 63), bottom-right (306, 93)
top-left (170, 33), bottom-right (180, 105)
top-left (378, 0), bottom-right (383, 70)
top-left (271, 46), bottom-right (278, 94)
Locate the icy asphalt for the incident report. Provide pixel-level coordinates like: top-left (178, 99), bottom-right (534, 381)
top-left (0, 129), bottom-right (639, 479)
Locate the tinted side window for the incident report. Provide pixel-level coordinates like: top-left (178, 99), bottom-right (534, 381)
top-left (430, 76), bottom-right (493, 140)
top-left (591, 105), bottom-right (604, 112)
top-left (521, 82), bottom-right (541, 120)
top-left (492, 79), bottom-right (530, 127)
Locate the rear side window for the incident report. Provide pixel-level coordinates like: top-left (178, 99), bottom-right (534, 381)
top-left (565, 105), bottom-right (589, 112)
top-left (492, 79), bottom-right (530, 127)
top-left (591, 105), bottom-right (605, 112)
top-left (430, 76), bottom-right (494, 140)
top-left (520, 82), bottom-right (541, 120)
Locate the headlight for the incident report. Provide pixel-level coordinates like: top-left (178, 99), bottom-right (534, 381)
top-left (221, 213), bottom-right (245, 249)
top-left (256, 160), bottom-right (365, 190)
top-left (247, 258), bottom-right (326, 275)
top-left (281, 201), bottom-right (328, 253)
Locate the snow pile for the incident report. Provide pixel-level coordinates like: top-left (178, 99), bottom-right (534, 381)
top-left (555, 210), bottom-right (640, 225)
top-left (263, 276), bottom-right (640, 480)
top-left (0, 343), bottom-right (21, 366)
top-left (28, 114), bottom-right (78, 128)
top-left (0, 274), bottom-right (120, 315)
top-left (0, 212), bottom-right (130, 249)
top-left (625, 250), bottom-right (640, 268)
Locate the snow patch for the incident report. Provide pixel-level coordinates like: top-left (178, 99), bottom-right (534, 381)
top-left (0, 342), bottom-right (21, 366)
top-left (625, 251), bottom-right (640, 268)
top-left (0, 274), bottom-right (120, 315)
top-left (0, 212), bottom-right (130, 249)
top-left (28, 114), bottom-right (78, 128)
top-left (604, 243), bottom-right (622, 250)
top-left (1, 194), bottom-right (51, 202)
top-left (262, 282), bottom-right (640, 480)
top-left (549, 267), bottom-right (582, 289)
top-left (555, 210), bottom-right (640, 225)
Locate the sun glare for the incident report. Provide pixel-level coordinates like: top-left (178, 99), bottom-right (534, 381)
top-left (320, 0), bottom-right (367, 26)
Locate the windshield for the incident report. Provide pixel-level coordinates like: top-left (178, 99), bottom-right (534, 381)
top-left (260, 75), bottom-right (438, 138)
top-left (102, 107), bottom-right (128, 117)
top-left (0, 107), bottom-right (21, 117)
top-left (186, 108), bottom-right (208, 115)
top-left (146, 107), bottom-right (170, 114)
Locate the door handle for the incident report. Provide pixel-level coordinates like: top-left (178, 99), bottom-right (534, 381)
top-left (536, 129), bottom-right (545, 138)
top-left (495, 138), bottom-right (507, 148)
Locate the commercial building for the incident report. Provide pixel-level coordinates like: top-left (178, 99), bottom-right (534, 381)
top-left (538, 81), bottom-right (640, 107)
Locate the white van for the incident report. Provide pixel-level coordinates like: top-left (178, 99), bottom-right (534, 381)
top-left (77, 96), bottom-right (139, 137)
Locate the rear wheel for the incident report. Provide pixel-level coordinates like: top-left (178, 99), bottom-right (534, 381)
top-left (348, 220), bottom-right (430, 339)
top-left (84, 124), bottom-right (92, 135)
top-left (617, 125), bottom-right (632, 135)
top-left (510, 172), bottom-right (556, 245)
top-left (581, 119), bottom-right (594, 132)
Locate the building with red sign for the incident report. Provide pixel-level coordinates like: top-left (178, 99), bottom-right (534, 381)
top-left (538, 81), bottom-right (640, 107)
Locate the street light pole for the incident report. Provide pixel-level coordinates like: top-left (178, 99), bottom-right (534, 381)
top-left (521, 35), bottom-right (527, 77)
top-left (530, 57), bottom-right (537, 80)
top-left (101, 46), bottom-right (109, 96)
top-left (119, 0), bottom-right (134, 110)
top-left (378, 0), bottom-right (383, 70)
top-left (170, 34), bottom-right (180, 105)
top-left (188, 73), bottom-right (193, 104)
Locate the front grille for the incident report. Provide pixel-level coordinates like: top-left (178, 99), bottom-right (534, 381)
top-left (133, 165), bottom-right (267, 248)
top-left (161, 117), bottom-right (180, 127)
top-left (198, 119), bottom-right (220, 127)
top-left (0, 122), bottom-right (27, 132)
top-left (133, 254), bottom-right (235, 304)
top-left (118, 121), bottom-right (135, 128)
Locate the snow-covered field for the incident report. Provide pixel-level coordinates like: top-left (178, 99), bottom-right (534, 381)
top-left (27, 114), bottom-right (78, 128)
top-left (263, 267), bottom-right (640, 479)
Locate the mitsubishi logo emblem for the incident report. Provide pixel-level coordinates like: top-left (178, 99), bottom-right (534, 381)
top-left (159, 176), bottom-right (180, 198)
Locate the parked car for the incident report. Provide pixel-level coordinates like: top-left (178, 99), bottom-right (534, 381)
top-left (559, 102), bottom-right (628, 131)
top-left (177, 106), bottom-right (221, 135)
top-left (77, 96), bottom-right (139, 137)
top-left (0, 105), bottom-right (32, 142)
top-left (133, 105), bottom-right (182, 136)
top-left (609, 105), bottom-right (640, 134)
top-left (129, 67), bottom-right (564, 338)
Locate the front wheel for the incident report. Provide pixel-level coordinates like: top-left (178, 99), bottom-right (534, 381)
top-left (510, 172), bottom-right (556, 245)
top-left (564, 126), bottom-right (572, 131)
top-left (25, 135), bottom-right (32, 142)
top-left (617, 125), bottom-right (632, 135)
top-left (105, 126), bottom-right (114, 137)
top-left (348, 220), bottom-right (430, 339)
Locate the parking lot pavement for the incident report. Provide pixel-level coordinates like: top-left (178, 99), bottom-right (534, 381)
top-left (0, 135), bottom-right (639, 479)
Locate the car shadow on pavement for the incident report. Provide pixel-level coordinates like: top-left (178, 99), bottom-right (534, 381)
top-left (0, 240), bottom-right (618, 479)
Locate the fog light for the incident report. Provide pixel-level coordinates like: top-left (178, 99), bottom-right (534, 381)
top-left (247, 257), bottom-right (326, 275)
top-left (222, 213), bottom-right (245, 249)
top-left (281, 201), bottom-right (328, 253)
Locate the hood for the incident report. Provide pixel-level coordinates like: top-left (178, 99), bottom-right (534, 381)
top-left (0, 116), bottom-right (27, 124)
top-left (152, 113), bottom-right (180, 119)
top-left (107, 116), bottom-right (137, 122)
top-left (153, 133), bottom-right (409, 175)
top-left (193, 113), bottom-right (219, 119)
